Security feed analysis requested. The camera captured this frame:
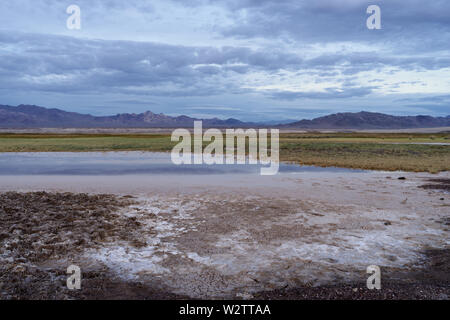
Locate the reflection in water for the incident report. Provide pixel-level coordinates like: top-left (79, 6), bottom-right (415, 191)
top-left (0, 152), bottom-right (366, 175)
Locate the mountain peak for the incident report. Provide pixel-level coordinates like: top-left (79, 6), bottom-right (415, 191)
top-left (0, 104), bottom-right (449, 129)
top-left (0, 104), bottom-right (254, 128)
top-left (283, 111), bottom-right (450, 129)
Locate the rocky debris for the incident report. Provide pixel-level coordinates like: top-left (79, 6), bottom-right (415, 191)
top-left (0, 191), bottom-right (161, 300)
top-left (1, 191), bottom-right (448, 300)
top-left (420, 179), bottom-right (450, 191)
top-left (252, 282), bottom-right (449, 300)
top-left (0, 262), bottom-right (188, 300)
top-left (253, 249), bottom-right (450, 300)
top-left (0, 192), bottom-right (145, 263)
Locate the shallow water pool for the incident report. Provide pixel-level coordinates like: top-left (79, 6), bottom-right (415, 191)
top-left (0, 152), bottom-right (366, 175)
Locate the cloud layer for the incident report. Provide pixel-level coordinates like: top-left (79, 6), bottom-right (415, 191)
top-left (0, 0), bottom-right (449, 120)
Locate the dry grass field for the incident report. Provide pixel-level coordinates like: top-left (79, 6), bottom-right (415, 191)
top-left (0, 132), bottom-right (449, 173)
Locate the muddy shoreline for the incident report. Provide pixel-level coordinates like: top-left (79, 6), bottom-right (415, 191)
top-left (0, 190), bottom-right (448, 300)
top-left (253, 249), bottom-right (450, 300)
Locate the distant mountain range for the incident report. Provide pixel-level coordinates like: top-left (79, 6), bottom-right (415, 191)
top-left (0, 104), bottom-right (251, 128)
top-left (0, 104), bottom-right (449, 129)
top-left (281, 111), bottom-right (450, 129)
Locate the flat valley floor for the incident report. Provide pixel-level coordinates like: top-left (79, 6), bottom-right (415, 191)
top-left (0, 171), bottom-right (449, 299)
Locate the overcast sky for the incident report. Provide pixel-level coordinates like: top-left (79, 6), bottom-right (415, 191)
top-left (0, 0), bottom-right (449, 121)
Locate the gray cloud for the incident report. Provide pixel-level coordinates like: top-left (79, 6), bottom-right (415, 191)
top-left (268, 86), bottom-right (375, 100)
top-left (0, 0), bottom-right (449, 120)
top-left (1, 31), bottom-right (446, 99)
top-left (0, 31), bottom-right (309, 97)
top-left (197, 0), bottom-right (450, 53)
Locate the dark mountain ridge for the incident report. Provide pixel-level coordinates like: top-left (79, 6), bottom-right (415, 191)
top-left (0, 104), bottom-right (251, 128)
top-left (0, 105), bottom-right (449, 129)
top-left (282, 111), bottom-right (450, 129)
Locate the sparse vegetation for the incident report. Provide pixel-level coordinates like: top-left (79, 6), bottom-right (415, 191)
top-left (0, 132), bottom-right (449, 173)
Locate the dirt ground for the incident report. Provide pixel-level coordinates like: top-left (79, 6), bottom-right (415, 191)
top-left (1, 127), bottom-right (449, 134)
top-left (0, 171), bottom-right (449, 300)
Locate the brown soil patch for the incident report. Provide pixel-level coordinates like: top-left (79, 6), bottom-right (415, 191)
top-left (420, 179), bottom-right (450, 191)
top-left (253, 249), bottom-right (450, 300)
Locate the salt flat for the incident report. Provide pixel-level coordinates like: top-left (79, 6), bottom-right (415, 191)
top-left (1, 167), bottom-right (448, 298)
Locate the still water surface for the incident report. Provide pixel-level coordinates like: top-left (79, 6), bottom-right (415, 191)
top-left (0, 152), bottom-right (366, 175)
